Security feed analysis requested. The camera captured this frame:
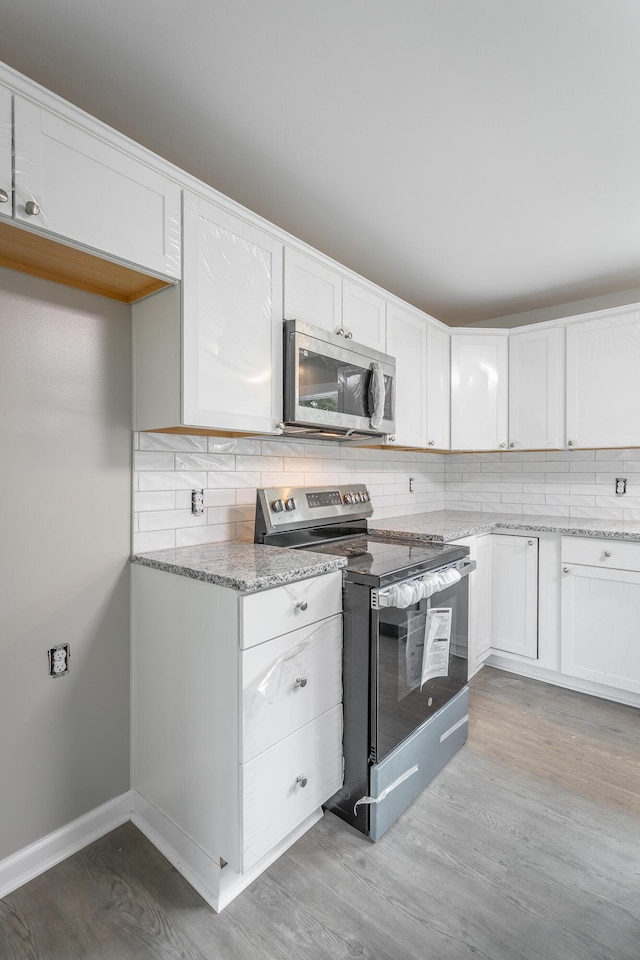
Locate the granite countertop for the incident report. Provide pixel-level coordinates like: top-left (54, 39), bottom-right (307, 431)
top-left (369, 510), bottom-right (640, 543)
top-left (130, 541), bottom-right (347, 593)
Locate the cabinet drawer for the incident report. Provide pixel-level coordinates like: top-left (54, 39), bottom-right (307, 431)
top-left (561, 537), bottom-right (640, 572)
top-left (241, 705), bottom-right (343, 871)
top-left (242, 614), bottom-right (342, 762)
top-left (240, 571), bottom-right (342, 649)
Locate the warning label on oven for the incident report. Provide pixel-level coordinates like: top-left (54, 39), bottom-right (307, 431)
top-left (421, 608), bottom-right (452, 688)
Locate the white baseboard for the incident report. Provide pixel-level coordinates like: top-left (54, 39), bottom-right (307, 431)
top-left (485, 656), bottom-right (640, 709)
top-left (0, 791), bottom-right (133, 901)
top-left (132, 789), bottom-right (323, 913)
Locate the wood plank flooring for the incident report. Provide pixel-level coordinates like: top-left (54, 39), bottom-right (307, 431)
top-left (1, 667), bottom-right (639, 960)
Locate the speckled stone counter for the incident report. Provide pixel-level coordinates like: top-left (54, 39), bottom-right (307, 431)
top-left (130, 541), bottom-right (347, 592)
top-left (370, 509), bottom-right (640, 543)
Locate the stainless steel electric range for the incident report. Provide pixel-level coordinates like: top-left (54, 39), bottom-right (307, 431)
top-left (255, 483), bottom-right (475, 841)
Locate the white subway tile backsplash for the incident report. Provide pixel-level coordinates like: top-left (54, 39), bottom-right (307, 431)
top-left (134, 451), bottom-right (175, 471)
top-left (139, 471), bottom-right (207, 491)
top-left (133, 434), bottom-right (640, 551)
top-left (140, 432), bottom-right (207, 452)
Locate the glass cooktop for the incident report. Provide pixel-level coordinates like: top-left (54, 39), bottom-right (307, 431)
top-left (302, 534), bottom-right (466, 583)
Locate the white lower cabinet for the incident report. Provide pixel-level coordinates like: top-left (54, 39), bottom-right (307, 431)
top-left (491, 534), bottom-right (538, 659)
top-left (453, 534), bottom-right (491, 678)
top-left (561, 538), bottom-right (640, 695)
top-left (132, 564), bottom-right (343, 911)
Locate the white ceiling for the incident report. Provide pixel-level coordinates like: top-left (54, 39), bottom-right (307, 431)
top-left (2, 0), bottom-right (640, 325)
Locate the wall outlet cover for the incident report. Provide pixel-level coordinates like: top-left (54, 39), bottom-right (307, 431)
top-left (48, 643), bottom-right (70, 677)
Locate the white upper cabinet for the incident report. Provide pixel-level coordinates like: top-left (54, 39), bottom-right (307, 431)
top-left (386, 304), bottom-right (427, 447)
top-left (509, 325), bottom-right (564, 450)
top-left (284, 248), bottom-right (387, 351)
top-left (182, 194), bottom-right (284, 433)
top-left (566, 310), bottom-right (640, 448)
top-left (342, 279), bottom-right (387, 351)
top-left (450, 332), bottom-right (508, 450)
top-left (425, 322), bottom-right (450, 449)
top-left (284, 247), bottom-right (342, 334)
top-left (13, 96), bottom-right (181, 278)
top-left (0, 84), bottom-right (11, 221)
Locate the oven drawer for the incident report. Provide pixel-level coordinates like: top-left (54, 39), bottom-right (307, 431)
top-left (241, 614), bottom-right (342, 762)
top-left (561, 536), bottom-right (640, 571)
top-left (240, 570), bottom-right (342, 648)
top-left (241, 704), bottom-right (343, 870)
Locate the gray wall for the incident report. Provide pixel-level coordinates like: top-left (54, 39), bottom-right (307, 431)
top-left (0, 268), bottom-right (132, 861)
top-left (468, 285), bottom-right (640, 328)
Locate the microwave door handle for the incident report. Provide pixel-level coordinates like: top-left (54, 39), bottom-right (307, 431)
top-left (368, 361), bottom-right (385, 430)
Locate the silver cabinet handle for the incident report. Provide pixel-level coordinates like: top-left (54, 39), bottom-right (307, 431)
top-left (25, 200), bottom-right (41, 216)
top-left (603, 550), bottom-right (612, 558)
top-left (296, 775), bottom-right (308, 788)
top-left (563, 566), bottom-right (571, 573)
top-left (294, 676), bottom-right (308, 688)
top-left (0, 188), bottom-right (8, 203)
top-left (295, 600), bottom-right (308, 612)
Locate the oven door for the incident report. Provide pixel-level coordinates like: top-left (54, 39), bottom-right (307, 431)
top-left (371, 573), bottom-right (469, 764)
top-left (284, 321), bottom-right (395, 435)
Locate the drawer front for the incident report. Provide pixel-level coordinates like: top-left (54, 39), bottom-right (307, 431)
top-left (242, 614), bottom-right (342, 762)
top-left (561, 537), bottom-right (640, 572)
top-left (241, 570), bottom-right (342, 649)
top-left (241, 705), bottom-right (343, 871)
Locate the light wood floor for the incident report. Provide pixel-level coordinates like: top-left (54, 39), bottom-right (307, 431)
top-left (1, 667), bottom-right (639, 960)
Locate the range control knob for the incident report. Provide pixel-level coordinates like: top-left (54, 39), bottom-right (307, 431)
top-left (362, 490), bottom-right (370, 502)
top-left (284, 497), bottom-right (297, 511)
top-left (343, 493), bottom-right (352, 504)
top-left (271, 498), bottom-right (284, 513)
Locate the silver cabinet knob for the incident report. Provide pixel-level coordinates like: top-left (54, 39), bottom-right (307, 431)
top-left (295, 600), bottom-right (308, 612)
top-left (294, 676), bottom-right (308, 688)
top-left (603, 550), bottom-right (612, 558)
top-left (345, 330), bottom-right (353, 338)
top-left (296, 775), bottom-right (308, 788)
top-left (25, 200), bottom-right (40, 216)
top-left (527, 539), bottom-right (534, 545)
top-left (428, 440), bottom-right (435, 446)
top-left (336, 327), bottom-right (346, 337)
top-left (568, 440), bottom-right (575, 446)
top-left (0, 188), bottom-right (8, 203)
top-left (499, 442), bottom-right (506, 448)
top-left (509, 442), bottom-right (515, 448)
top-left (563, 566), bottom-right (571, 573)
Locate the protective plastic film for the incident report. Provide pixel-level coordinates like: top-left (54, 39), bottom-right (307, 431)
top-left (0, 85), bottom-right (11, 218)
top-left (242, 613), bottom-right (342, 763)
top-left (375, 566), bottom-right (461, 609)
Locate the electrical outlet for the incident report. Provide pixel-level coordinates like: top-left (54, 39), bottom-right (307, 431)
top-left (191, 488), bottom-right (204, 515)
top-left (409, 477), bottom-right (415, 493)
top-left (615, 478), bottom-right (627, 495)
top-left (48, 643), bottom-right (70, 678)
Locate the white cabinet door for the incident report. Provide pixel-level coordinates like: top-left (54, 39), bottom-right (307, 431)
top-left (425, 322), bottom-right (450, 449)
top-left (450, 333), bottom-right (508, 450)
top-left (13, 96), bottom-right (181, 278)
top-left (509, 325), bottom-right (564, 450)
top-left (566, 310), bottom-right (640, 448)
top-left (284, 247), bottom-right (342, 334)
top-left (0, 84), bottom-right (11, 221)
top-left (454, 535), bottom-right (492, 679)
top-left (386, 304), bottom-right (427, 447)
top-left (182, 194), bottom-right (283, 433)
top-left (561, 564), bottom-right (640, 694)
top-left (342, 279), bottom-right (386, 350)
top-left (491, 535), bottom-right (538, 659)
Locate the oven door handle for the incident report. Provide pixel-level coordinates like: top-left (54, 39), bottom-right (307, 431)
top-left (368, 361), bottom-right (385, 431)
top-left (371, 558), bottom-right (476, 610)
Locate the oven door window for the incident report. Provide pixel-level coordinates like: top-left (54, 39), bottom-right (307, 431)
top-left (373, 577), bottom-right (469, 763)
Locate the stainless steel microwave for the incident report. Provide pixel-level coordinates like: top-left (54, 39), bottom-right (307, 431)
top-left (283, 319), bottom-right (396, 439)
